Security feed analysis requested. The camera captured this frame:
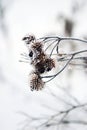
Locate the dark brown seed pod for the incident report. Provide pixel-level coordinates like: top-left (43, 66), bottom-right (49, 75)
top-left (30, 71), bottom-right (45, 91)
top-left (22, 34), bottom-right (36, 44)
top-left (35, 61), bottom-right (45, 74)
top-left (36, 52), bottom-right (47, 62)
top-left (31, 42), bottom-right (43, 52)
top-left (45, 58), bottom-right (55, 72)
top-left (34, 58), bottom-right (55, 74)
top-left (31, 52), bottom-right (47, 66)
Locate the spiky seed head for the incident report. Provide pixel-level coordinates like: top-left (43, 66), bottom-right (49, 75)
top-left (31, 52), bottom-right (47, 66)
top-left (35, 62), bottom-right (45, 74)
top-left (22, 34), bottom-right (36, 44)
top-left (30, 71), bottom-right (44, 91)
top-left (31, 42), bottom-right (43, 52)
top-left (45, 58), bottom-right (55, 72)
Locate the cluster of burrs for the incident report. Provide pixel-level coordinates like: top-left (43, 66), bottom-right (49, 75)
top-left (22, 35), bottom-right (55, 91)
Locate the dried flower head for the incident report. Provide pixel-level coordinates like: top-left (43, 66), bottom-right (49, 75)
top-left (35, 61), bottom-right (46, 74)
top-left (22, 34), bottom-right (36, 44)
top-left (31, 42), bottom-right (43, 52)
top-left (30, 71), bottom-right (45, 91)
top-left (34, 58), bottom-right (55, 74)
top-left (31, 52), bottom-right (47, 66)
top-left (45, 58), bottom-right (55, 71)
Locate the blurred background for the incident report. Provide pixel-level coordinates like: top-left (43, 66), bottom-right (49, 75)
top-left (0, 0), bottom-right (87, 130)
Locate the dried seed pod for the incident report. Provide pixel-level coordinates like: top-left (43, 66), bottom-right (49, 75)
top-left (30, 71), bottom-right (44, 91)
top-left (32, 52), bottom-right (47, 74)
top-left (31, 52), bottom-right (47, 66)
top-left (35, 61), bottom-right (45, 74)
top-left (22, 34), bottom-right (36, 44)
top-left (45, 58), bottom-right (55, 72)
top-left (34, 58), bottom-right (55, 74)
top-left (31, 42), bottom-right (43, 52)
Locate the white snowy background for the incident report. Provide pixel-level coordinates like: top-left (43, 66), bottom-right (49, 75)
top-left (0, 0), bottom-right (87, 130)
